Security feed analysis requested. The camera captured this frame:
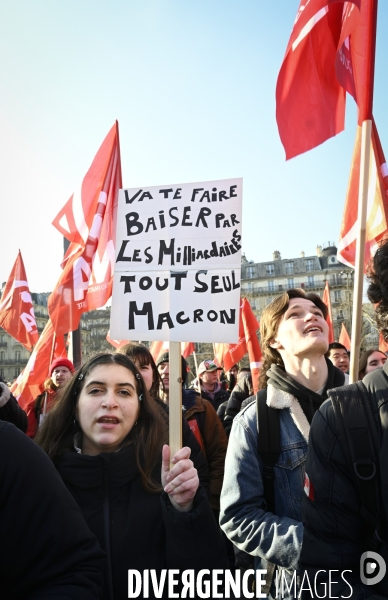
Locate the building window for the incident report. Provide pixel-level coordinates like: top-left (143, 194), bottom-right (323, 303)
top-left (14, 368), bottom-right (20, 378)
top-left (305, 259), bottom-right (315, 272)
top-left (334, 290), bottom-right (342, 302)
top-left (0, 369), bottom-right (3, 378)
top-left (287, 278), bottom-right (295, 289)
top-left (285, 262), bottom-right (294, 275)
top-left (266, 264), bottom-right (275, 277)
top-left (337, 310), bottom-right (344, 320)
top-left (246, 266), bottom-right (255, 279)
top-left (246, 282), bottom-right (253, 293)
top-left (0, 351), bottom-right (4, 361)
top-left (268, 281), bottom-right (275, 292)
top-left (307, 276), bottom-right (315, 287)
top-left (15, 351), bottom-right (21, 362)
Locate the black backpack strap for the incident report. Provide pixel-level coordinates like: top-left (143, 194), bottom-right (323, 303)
top-left (329, 381), bottom-right (381, 535)
top-left (256, 389), bottom-right (281, 513)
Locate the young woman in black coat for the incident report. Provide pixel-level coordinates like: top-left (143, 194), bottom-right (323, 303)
top-left (36, 352), bottom-right (226, 600)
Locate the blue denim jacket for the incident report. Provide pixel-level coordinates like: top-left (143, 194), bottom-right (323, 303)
top-left (220, 397), bottom-right (307, 598)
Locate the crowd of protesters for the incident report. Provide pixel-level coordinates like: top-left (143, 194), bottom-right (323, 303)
top-left (2, 244), bottom-right (388, 598)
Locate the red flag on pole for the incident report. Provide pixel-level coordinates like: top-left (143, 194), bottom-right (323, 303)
top-left (49, 122), bottom-right (122, 335)
top-left (322, 280), bottom-right (335, 344)
top-left (337, 119), bottom-right (388, 269)
top-left (339, 322), bottom-right (351, 349)
top-left (106, 331), bottom-right (129, 350)
top-left (214, 298), bottom-right (262, 392)
top-left (275, 0), bottom-right (377, 160)
top-left (10, 319), bottom-right (66, 411)
top-left (0, 251), bottom-right (39, 351)
top-left (149, 341), bottom-right (195, 362)
top-left (241, 298), bottom-right (262, 394)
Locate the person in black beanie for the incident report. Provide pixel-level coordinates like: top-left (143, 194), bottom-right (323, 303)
top-left (220, 288), bottom-right (347, 600)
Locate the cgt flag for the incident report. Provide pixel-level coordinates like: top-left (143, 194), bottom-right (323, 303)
top-left (337, 119), bottom-right (388, 269)
top-left (0, 251), bottom-right (38, 351)
top-left (214, 298), bottom-right (261, 392)
top-left (49, 122), bottom-right (122, 335)
top-left (10, 319), bottom-right (66, 412)
top-left (276, 0), bottom-right (377, 160)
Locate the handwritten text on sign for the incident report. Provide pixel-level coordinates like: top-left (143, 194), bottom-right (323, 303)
top-left (110, 178), bottom-right (242, 342)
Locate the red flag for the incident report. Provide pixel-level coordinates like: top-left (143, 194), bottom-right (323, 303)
top-left (214, 298), bottom-right (262, 392)
top-left (241, 298), bottom-right (262, 394)
top-left (337, 120), bottom-right (388, 269)
top-left (149, 341), bottom-right (195, 362)
top-left (10, 319), bottom-right (66, 410)
top-left (0, 251), bottom-right (39, 351)
top-left (339, 322), bottom-right (351, 349)
top-left (335, 0), bottom-right (377, 124)
top-left (49, 122), bottom-right (122, 335)
top-left (322, 280), bottom-right (335, 344)
top-left (106, 330), bottom-right (129, 349)
top-left (214, 308), bottom-right (247, 373)
top-left (379, 332), bottom-right (388, 354)
top-left (182, 342), bottom-right (195, 359)
top-left (276, 0), bottom-right (378, 160)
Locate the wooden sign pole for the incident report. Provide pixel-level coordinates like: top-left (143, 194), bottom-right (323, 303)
top-left (169, 341), bottom-right (182, 465)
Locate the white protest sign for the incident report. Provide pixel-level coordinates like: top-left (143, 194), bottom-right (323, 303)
top-left (110, 178), bottom-right (242, 342)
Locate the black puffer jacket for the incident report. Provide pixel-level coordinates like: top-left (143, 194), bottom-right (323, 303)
top-left (56, 445), bottom-right (228, 599)
top-left (299, 363), bottom-right (388, 598)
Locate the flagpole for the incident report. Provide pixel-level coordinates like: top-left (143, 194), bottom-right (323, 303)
top-left (192, 350), bottom-right (198, 377)
top-left (63, 237), bottom-right (82, 368)
top-left (349, 120), bottom-right (372, 382)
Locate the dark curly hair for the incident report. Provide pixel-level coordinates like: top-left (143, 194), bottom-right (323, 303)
top-left (367, 237), bottom-right (388, 341)
top-left (35, 353), bottom-right (168, 493)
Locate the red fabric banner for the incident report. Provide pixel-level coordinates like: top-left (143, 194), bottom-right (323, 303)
top-left (337, 119), bottom-right (388, 269)
top-left (338, 322), bottom-right (351, 350)
top-left (149, 341), bottom-right (195, 362)
top-left (10, 319), bottom-right (66, 410)
top-left (276, 0), bottom-right (378, 159)
top-left (106, 330), bottom-right (129, 349)
top-left (214, 298), bottom-right (262, 392)
top-left (49, 122), bottom-right (122, 335)
top-left (322, 280), bottom-right (335, 344)
top-left (0, 251), bottom-right (39, 351)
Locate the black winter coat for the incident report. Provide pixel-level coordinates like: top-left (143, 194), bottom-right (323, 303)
top-left (0, 377), bottom-right (27, 432)
top-left (222, 374), bottom-right (253, 435)
top-left (56, 444), bottom-right (228, 600)
top-left (299, 363), bottom-right (388, 598)
top-left (0, 421), bottom-right (105, 599)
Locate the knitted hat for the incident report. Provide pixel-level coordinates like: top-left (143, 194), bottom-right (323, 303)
top-left (50, 357), bottom-right (75, 376)
top-left (156, 352), bottom-right (169, 367)
top-left (156, 352), bottom-right (188, 385)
